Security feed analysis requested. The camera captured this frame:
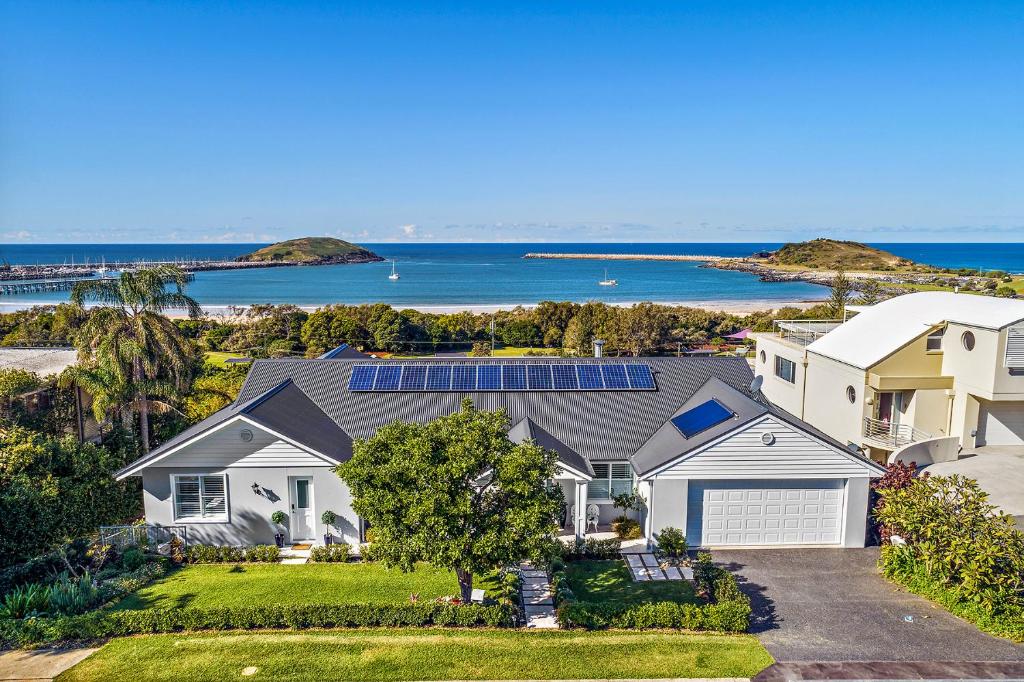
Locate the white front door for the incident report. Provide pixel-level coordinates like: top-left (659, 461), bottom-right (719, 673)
top-left (289, 476), bottom-right (315, 540)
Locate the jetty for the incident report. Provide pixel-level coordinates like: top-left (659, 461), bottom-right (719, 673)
top-left (0, 258), bottom-right (311, 283)
top-left (523, 252), bottom-right (731, 262)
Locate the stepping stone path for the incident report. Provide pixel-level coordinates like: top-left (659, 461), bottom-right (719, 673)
top-left (625, 553), bottom-right (691, 582)
top-left (519, 561), bottom-right (557, 629)
top-left (279, 545), bottom-right (312, 564)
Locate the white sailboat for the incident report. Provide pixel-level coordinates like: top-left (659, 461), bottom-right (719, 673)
top-left (388, 260), bottom-right (400, 281)
top-left (598, 268), bottom-right (617, 286)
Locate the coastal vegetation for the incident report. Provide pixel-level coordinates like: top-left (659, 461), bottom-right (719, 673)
top-left (768, 238), bottom-right (920, 271)
top-left (236, 237), bottom-right (382, 264)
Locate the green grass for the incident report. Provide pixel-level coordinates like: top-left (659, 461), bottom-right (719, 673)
top-left (203, 351), bottom-right (246, 368)
top-left (113, 563), bottom-right (497, 611)
top-left (564, 560), bottom-right (700, 607)
top-left (59, 629), bottom-right (773, 681)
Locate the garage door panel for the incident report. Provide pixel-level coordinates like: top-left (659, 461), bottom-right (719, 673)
top-left (978, 402), bottom-right (1024, 447)
top-left (688, 479), bottom-right (845, 547)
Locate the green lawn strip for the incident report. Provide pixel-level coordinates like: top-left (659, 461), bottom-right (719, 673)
top-left (114, 563), bottom-right (495, 611)
top-left (59, 629), bottom-right (773, 681)
top-left (564, 559), bottom-right (700, 607)
top-left (203, 351), bottom-right (246, 368)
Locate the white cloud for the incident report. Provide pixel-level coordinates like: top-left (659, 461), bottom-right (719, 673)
top-left (198, 231), bottom-right (278, 243)
top-left (2, 230), bottom-right (32, 241)
top-left (399, 224), bottom-right (417, 237)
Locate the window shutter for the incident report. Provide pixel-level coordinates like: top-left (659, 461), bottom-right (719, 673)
top-left (174, 476), bottom-right (201, 519)
top-left (201, 475), bottom-right (227, 517)
top-left (1006, 325), bottom-right (1024, 369)
top-left (610, 463), bottom-right (632, 480)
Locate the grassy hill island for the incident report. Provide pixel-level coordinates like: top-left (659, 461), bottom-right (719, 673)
top-left (237, 237), bottom-right (384, 265)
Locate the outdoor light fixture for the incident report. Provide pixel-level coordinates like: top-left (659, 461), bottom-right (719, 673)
top-left (251, 482), bottom-right (262, 496)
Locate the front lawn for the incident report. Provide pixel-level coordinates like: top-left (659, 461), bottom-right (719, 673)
top-left (115, 563), bottom-right (496, 610)
top-left (564, 559), bottom-right (700, 606)
top-left (60, 630), bottom-right (773, 681)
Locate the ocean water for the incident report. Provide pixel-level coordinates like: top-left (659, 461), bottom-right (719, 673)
top-left (0, 242), bottom-right (1021, 309)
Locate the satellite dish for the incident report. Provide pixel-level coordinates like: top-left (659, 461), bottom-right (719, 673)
top-left (749, 375), bottom-right (764, 394)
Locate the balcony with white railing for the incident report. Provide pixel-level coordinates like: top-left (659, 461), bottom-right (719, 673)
top-left (772, 320), bottom-right (844, 347)
top-left (862, 417), bottom-right (931, 450)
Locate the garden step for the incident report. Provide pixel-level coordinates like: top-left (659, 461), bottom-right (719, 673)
top-left (640, 553), bottom-right (660, 567)
top-left (522, 593), bottom-right (554, 606)
top-left (520, 570), bottom-right (548, 579)
top-left (664, 566), bottom-right (683, 580)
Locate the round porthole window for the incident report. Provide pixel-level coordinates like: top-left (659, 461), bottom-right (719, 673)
top-left (961, 331), bottom-right (975, 351)
top-left (846, 385), bottom-right (856, 403)
top-left (239, 429), bottom-right (254, 443)
top-left (761, 432), bottom-right (776, 446)
top-left (759, 350), bottom-right (766, 363)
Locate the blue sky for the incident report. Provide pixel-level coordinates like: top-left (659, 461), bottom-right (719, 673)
top-left (1, 1), bottom-right (1021, 244)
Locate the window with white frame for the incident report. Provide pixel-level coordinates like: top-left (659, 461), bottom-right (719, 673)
top-left (173, 474), bottom-right (228, 521)
top-left (588, 463), bottom-right (633, 500)
top-left (926, 327), bottom-right (945, 352)
top-left (774, 356), bottom-right (796, 383)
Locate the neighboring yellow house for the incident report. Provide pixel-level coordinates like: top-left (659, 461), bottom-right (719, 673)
top-left (755, 292), bottom-right (1024, 463)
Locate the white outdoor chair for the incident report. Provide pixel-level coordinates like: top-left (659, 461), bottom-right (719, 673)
top-left (586, 504), bottom-right (600, 533)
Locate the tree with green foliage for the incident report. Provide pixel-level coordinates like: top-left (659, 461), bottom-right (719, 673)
top-left (856, 279), bottom-right (885, 306)
top-left (562, 302), bottom-right (617, 356)
top-left (616, 302), bottom-right (670, 356)
top-left (826, 269), bottom-right (853, 318)
top-left (0, 426), bottom-right (140, 568)
top-left (337, 399), bottom-right (560, 601)
top-left (65, 266), bottom-right (201, 454)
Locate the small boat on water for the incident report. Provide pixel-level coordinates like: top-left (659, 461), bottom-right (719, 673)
top-left (598, 268), bottom-right (617, 286)
top-left (388, 260), bottom-right (400, 281)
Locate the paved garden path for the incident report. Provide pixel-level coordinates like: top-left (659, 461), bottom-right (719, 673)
top-left (625, 553), bottom-right (688, 582)
top-left (519, 561), bottom-right (557, 629)
top-left (0, 647), bottom-right (98, 681)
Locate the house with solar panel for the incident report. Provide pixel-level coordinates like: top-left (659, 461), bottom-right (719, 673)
top-left (116, 342), bottom-right (885, 550)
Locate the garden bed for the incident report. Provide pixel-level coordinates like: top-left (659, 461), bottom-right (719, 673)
top-left (562, 560), bottom-right (700, 607)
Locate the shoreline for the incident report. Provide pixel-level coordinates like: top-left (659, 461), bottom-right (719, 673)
top-left (0, 298), bottom-right (826, 318)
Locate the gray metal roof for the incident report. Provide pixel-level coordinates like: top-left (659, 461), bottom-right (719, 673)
top-left (233, 356), bottom-right (757, 463)
top-left (632, 378), bottom-right (769, 475)
top-left (319, 343), bottom-right (369, 359)
top-left (509, 417), bottom-right (594, 477)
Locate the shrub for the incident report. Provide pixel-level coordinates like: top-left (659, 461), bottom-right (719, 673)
top-left (0, 583), bottom-right (50, 619)
top-left (271, 511), bottom-right (287, 526)
top-left (692, 552), bottom-right (717, 596)
top-left (560, 537), bottom-right (621, 560)
top-left (1, 602), bottom-right (518, 647)
top-left (309, 544), bottom-right (350, 563)
top-left (120, 548), bottom-right (146, 572)
top-left (186, 545), bottom-right (280, 564)
top-left (875, 475), bottom-right (1024, 610)
top-left (321, 510), bottom-right (338, 532)
top-left (48, 571), bottom-right (100, 616)
top-left (610, 516), bottom-right (643, 540)
top-left (655, 527), bottom-right (688, 558)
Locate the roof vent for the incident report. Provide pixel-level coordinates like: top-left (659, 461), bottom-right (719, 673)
top-left (593, 339), bottom-right (605, 358)
top-left (239, 429), bottom-right (254, 443)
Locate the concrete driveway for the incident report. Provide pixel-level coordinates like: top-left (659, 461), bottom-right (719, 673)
top-left (714, 547), bottom-right (1024, 662)
top-left (923, 446), bottom-right (1024, 530)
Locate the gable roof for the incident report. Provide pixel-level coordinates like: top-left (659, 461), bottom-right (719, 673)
top-left (632, 378), bottom-right (769, 476)
top-left (809, 292), bottom-right (1024, 370)
top-left (319, 343), bottom-right (369, 359)
top-left (116, 379), bottom-right (353, 478)
top-left (233, 356), bottom-right (757, 463)
top-left (508, 417), bottom-right (594, 478)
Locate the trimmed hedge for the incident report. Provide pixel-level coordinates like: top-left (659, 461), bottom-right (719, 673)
top-left (1, 602), bottom-right (517, 647)
top-left (186, 545), bottom-right (280, 563)
top-left (560, 537), bottom-right (622, 560)
top-left (555, 564), bottom-right (751, 633)
top-left (309, 544), bottom-right (351, 563)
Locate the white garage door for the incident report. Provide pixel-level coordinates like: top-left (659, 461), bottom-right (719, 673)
top-left (977, 402), bottom-right (1024, 447)
top-left (687, 480), bottom-right (845, 546)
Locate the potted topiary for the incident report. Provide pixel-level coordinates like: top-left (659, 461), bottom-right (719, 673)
top-left (271, 510), bottom-right (287, 548)
top-left (321, 510), bottom-right (338, 545)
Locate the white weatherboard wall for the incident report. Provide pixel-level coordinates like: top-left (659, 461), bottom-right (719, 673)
top-left (645, 416), bottom-right (872, 547)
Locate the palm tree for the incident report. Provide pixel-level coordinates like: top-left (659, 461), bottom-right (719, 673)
top-left (65, 267), bottom-right (202, 453)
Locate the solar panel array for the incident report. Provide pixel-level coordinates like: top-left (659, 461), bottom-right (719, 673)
top-left (348, 363), bottom-right (657, 392)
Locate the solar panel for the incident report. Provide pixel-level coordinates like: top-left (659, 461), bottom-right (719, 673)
top-left (626, 364), bottom-right (656, 389)
top-left (551, 364), bottom-right (579, 390)
top-left (477, 365), bottom-right (502, 390)
top-left (452, 365), bottom-right (477, 391)
top-left (399, 365), bottom-right (427, 390)
top-left (671, 399), bottom-right (734, 438)
top-left (373, 364), bottom-right (402, 391)
top-left (601, 364), bottom-right (629, 389)
top-left (426, 365), bottom-right (453, 391)
top-left (351, 362), bottom-right (656, 392)
top-left (527, 364), bottom-right (553, 390)
top-left (577, 364), bottom-right (604, 390)
top-left (348, 365), bottom-right (377, 391)
top-left (502, 364), bottom-right (527, 390)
